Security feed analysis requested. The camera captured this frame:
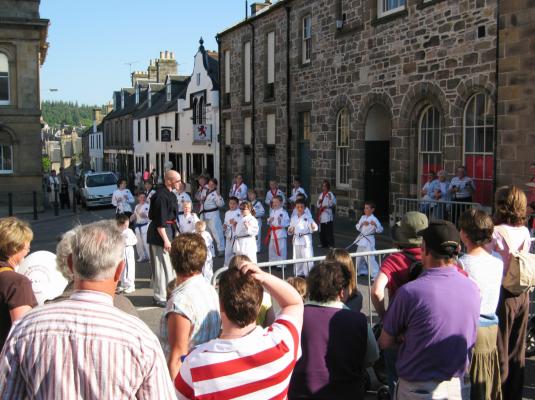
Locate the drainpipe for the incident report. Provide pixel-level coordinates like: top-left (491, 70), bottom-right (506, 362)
top-left (216, 35), bottom-right (223, 185)
top-left (285, 5), bottom-right (292, 198)
top-left (247, 21), bottom-right (257, 190)
top-left (492, 4), bottom-right (500, 214)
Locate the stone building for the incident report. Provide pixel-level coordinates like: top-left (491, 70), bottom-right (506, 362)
top-left (0, 0), bottom-right (48, 202)
top-left (217, 0), bottom-right (526, 217)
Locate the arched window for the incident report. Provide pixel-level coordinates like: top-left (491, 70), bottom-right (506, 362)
top-left (336, 109), bottom-right (350, 187)
top-left (0, 53), bottom-right (10, 105)
top-left (198, 96), bottom-right (205, 125)
top-left (464, 93), bottom-right (494, 205)
top-left (192, 98), bottom-right (198, 125)
top-left (418, 106), bottom-right (442, 185)
top-left (0, 130), bottom-right (13, 173)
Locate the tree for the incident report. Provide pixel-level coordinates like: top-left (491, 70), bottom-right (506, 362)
top-left (42, 156), bottom-right (51, 173)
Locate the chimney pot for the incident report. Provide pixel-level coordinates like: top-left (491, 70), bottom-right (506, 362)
top-left (170, 51), bottom-right (175, 59)
top-left (160, 51), bottom-right (164, 59)
top-left (165, 50), bottom-right (169, 59)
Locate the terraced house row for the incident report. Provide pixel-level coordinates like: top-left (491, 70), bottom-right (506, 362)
top-left (217, 0), bottom-right (534, 216)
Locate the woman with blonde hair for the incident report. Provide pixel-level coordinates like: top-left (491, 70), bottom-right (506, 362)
top-left (488, 185), bottom-right (531, 400)
top-left (0, 217), bottom-right (37, 349)
top-left (325, 248), bottom-right (362, 312)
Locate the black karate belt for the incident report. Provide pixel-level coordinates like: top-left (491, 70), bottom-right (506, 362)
top-left (199, 207), bottom-right (219, 215)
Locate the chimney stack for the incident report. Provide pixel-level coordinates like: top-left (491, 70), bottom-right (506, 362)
top-left (250, 1), bottom-right (271, 17)
top-left (160, 51), bottom-right (164, 59)
top-left (170, 51), bottom-right (175, 59)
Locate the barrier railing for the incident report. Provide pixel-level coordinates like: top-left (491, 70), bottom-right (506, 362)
top-left (393, 197), bottom-right (484, 226)
top-left (213, 238), bottom-right (535, 325)
top-left (0, 191), bottom-right (43, 220)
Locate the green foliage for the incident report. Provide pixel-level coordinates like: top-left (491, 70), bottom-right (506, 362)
top-left (42, 100), bottom-right (96, 128)
top-left (42, 156), bottom-right (51, 173)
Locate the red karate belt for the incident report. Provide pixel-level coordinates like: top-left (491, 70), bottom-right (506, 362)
top-left (264, 226), bottom-right (282, 256)
top-left (316, 192), bottom-right (329, 223)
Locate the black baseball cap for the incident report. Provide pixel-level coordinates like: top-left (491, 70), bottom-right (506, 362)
top-left (417, 220), bottom-right (460, 256)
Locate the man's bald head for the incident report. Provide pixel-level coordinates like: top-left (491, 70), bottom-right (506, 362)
top-left (164, 170), bottom-right (181, 191)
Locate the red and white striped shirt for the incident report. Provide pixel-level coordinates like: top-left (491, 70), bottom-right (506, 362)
top-left (0, 290), bottom-right (176, 399)
top-left (175, 315), bottom-right (301, 400)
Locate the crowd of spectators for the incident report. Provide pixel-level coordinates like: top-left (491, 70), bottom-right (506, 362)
top-left (0, 183), bottom-right (533, 399)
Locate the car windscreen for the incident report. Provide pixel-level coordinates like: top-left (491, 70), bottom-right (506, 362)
top-left (86, 174), bottom-right (117, 188)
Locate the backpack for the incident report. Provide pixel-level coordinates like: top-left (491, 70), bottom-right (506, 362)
top-left (494, 225), bottom-right (535, 295)
top-left (402, 250), bottom-right (424, 281)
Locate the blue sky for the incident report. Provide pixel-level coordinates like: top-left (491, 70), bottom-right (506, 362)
top-left (40, 0), bottom-right (247, 106)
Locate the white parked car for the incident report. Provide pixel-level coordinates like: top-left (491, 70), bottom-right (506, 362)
top-left (78, 172), bottom-right (117, 209)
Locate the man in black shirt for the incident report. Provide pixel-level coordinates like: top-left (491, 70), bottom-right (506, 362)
top-left (147, 170), bottom-right (181, 306)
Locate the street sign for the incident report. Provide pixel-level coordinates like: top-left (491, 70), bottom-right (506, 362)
top-left (161, 127), bottom-right (172, 142)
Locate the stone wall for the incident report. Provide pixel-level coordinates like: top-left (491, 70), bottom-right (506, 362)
top-left (0, 3), bottom-right (48, 206)
top-left (496, 0), bottom-right (535, 187)
top-left (219, 0), bottom-right (499, 214)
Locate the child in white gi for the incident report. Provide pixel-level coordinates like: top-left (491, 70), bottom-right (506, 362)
top-left (177, 201), bottom-right (200, 234)
top-left (265, 180), bottom-right (286, 209)
top-left (232, 201), bottom-right (260, 264)
top-left (223, 197), bottom-right (241, 266)
top-left (174, 181), bottom-right (192, 215)
top-left (289, 199), bottom-right (318, 277)
top-left (266, 196), bottom-right (290, 269)
top-left (201, 178), bottom-right (226, 255)
top-left (116, 214), bottom-right (137, 293)
top-left (289, 177), bottom-right (307, 205)
top-left (354, 201), bottom-right (383, 279)
top-left (291, 193), bottom-right (312, 219)
top-left (248, 189), bottom-right (265, 253)
top-left (228, 174), bottom-right (248, 202)
top-left (195, 220), bottom-right (215, 282)
top-left (112, 179), bottom-right (135, 216)
top-left (131, 192), bottom-right (150, 262)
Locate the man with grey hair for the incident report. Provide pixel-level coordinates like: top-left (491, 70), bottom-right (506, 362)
top-left (0, 221), bottom-right (176, 399)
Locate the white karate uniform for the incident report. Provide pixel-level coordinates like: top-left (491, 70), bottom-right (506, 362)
top-left (289, 186), bottom-right (307, 203)
top-left (133, 202), bottom-right (150, 262)
top-left (48, 175), bottom-right (59, 203)
top-left (265, 188), bottom-right (287, 208)
top-left (199, 230), bottom-right (215, 282)
top-left (194, 185), bottom-right (208, 213)
top-left (174, 190), bottom-right (192, 214)
top-left (316, 191), bottom-right (336, 223)
top-left (267, 208), bottom-right (290, 269)
top-left (177, 213), bottom-right (200, 234)
top-left (229, 183), bottom-right (248, 202)
top-left (290, 213), bottom-right (318, 277)
top-left (233, 214), bottom-right (259, 264)
top-left (252, 200), bottom-right (265, 252)
top-left (223, 209), bottom-right (242, 266)
top-left (112, 189), bottom-right (135, 214)
top-left (201, 189), bottom-right (225, 252)
top-left (120, 228), bottom-right (138, 291)
top-left (354, 214), bottom-right (383, 278)
top-left (144, 189), bottom-right (156, 204)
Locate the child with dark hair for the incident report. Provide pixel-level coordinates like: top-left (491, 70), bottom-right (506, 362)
top-left (459, 209), bottom-right (503, 400)
top-left (289, 199), bottom-right (318, 277)
top-left (266, 195), bottom-right (290, 269)
top-left (247, 189), bottom-right (265, 253)
top-left (233, 201), bottom-right (259, 264)
top-left (355, 201), bottom-right (383, 278)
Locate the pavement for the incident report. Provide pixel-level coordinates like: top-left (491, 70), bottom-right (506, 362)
top-left (21, 205), bottom-right (535, 399)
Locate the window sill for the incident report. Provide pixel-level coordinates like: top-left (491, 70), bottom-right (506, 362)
top-left (416, 0), bottom-right (446, 9)
top-left (299, 61), bottom-right (312, 69)
top-left (372, 8), bottom-right (408, 26)
top-left (0, 171), bottom-right (14, 175)
top-left (264, 96), bottom-right (275, 103)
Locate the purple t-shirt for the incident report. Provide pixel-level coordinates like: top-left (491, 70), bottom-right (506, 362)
top-left (382, 266), bottom-right (479, 382)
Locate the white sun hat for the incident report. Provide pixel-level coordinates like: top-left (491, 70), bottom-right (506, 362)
top-left (18, 251), bottom-right (69, 305)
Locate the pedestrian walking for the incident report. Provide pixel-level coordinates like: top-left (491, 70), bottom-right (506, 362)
top-left (147, 170), bottom-right (181, 307)
top-left (47, 169), bottom-right (59, 205)
top-left (58, 167), bottom-right (70, 209)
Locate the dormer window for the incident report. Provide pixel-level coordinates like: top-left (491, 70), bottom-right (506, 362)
top-left (121, 91), bottom-right (125, 109)
top-left (135, 86), bottom-right (140, 104)
top-left (148, 87), bottom-right (152, 108)
top-left (166, 83), bottom-right (172, 102)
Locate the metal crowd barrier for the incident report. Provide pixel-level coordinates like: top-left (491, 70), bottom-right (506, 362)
top-left (393, 197), bottom-right (485, 226)
top-left (212, 238), bottom-right (535, 325)
top-left (212, 248), bottom-right (402, 327)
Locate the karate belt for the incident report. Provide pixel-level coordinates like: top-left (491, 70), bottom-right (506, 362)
top-left (233, 234), bottom-right (254, 248)
top-left (316, 207), bottom-right (331, 224)
top-left (265, 226), bottom-right (283, 256)
top-left (134, 222), bottom-right (148, 234)
top-left (199, 207), bottom-right (218, 215)
top-left (165, 220), bottom-right (179, 237)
